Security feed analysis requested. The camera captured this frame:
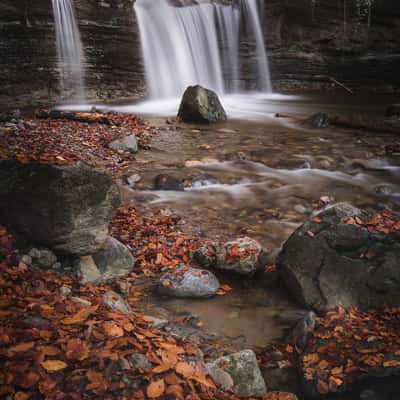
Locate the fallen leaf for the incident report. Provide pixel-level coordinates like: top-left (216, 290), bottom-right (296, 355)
top-left (146, 379), bottom-right (165, 398)
top-left (61, 304), bottom-right (99, 325)
top-left (41, 360), bottom-right (68, 373)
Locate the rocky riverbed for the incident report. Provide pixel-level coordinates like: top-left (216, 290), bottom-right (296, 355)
top-left (0, 94), bottom-right (399, 399)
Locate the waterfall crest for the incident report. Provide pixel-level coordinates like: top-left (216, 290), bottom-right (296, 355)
top-left (52, 0), bottom-right (86, 102)
top-left (134, 0), bottom-right (272, 99)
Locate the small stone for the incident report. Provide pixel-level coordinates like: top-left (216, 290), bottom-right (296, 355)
top-left (92, 237), bottom-right (135, 281)
top-left (21, 255), bottom-right (32, 266)
top-left (143, 315), bottom-right (168, 329)
top-left (154, 174), bottom-right (184, 191)
top-left (70, 297), bottom-right (92, 307)
top-left (52, 262), bottom-right (62, 270)
top-left (103, 290), bottom-right (132, 314)
top-left (126, 173), bottom-right (141, 188)
top-left (157, 266), bottom-right (220, 298)
top-left (294, 204), bottom-right (307, 214)
top-left (77, 256), bottom-right (101, 284)
top-left (60, 285), bottom-right (72, 297)
top-left (217, 237), bottom-right (263, 275)
top-left (23, 316), bottom-right (50, 328)
top-left (130, 353), bottom-right (152, 369)
top-left (29, 248), bottom-right (57, 269)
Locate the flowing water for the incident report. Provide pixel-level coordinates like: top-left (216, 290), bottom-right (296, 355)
top-left (52, 0), bottom-right (86, 102)
top-left (134, 0), bottom-right (271, 99)
top-left (114, 93), bottom-right (400, 350)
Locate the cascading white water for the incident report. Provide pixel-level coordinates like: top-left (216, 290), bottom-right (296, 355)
top-left (134, 0), bottom-right (272, 99)
top-left (52, 0), bottom-right (86, 101)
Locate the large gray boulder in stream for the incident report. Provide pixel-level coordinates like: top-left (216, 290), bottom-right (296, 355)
top-left (0, 160), bottom-right (120, 255)
top-left (278, 203), bottom-right (400, 311)
top-left (177, 85), bottom-right (227, 123)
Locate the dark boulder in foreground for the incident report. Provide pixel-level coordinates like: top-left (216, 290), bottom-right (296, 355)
top-left (0, 160), bottom-right (120, 255)
top-left (278, 203), bottom-right (400, 311)
top-left (178, 85), bottom-right (227, 124)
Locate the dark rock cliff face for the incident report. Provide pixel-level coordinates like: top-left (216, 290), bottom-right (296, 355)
top-left (0, 0), bottom-right (144, 108)
top-left (264, 0), bottom-right (400, 92)
top-left (0, 0), bottom-right (399, 109)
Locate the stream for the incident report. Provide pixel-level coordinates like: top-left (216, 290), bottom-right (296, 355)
top-left (102, 92), bottom-right (400, 352)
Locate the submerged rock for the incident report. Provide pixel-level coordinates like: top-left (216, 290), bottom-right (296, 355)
top-left (206, 350), bottom-right (267, 397)
top-left (278, 203), bottom-right (400, 310)
top-left (177, 85), bottom-right (227, 124)
top-left (157, 266), bottom-right (220, 298)
top-left (154, 174), bottom-right (184, 191)
top-left (0, 160), bottom-right (120, 256)
top-left (302, 112), bottom-right (330, 129)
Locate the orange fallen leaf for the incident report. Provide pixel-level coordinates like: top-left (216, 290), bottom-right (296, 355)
top-left (61, 304), bottom-right (99, 325)
top-left (7, 342), bottom-right (34, 355)
top-left (103, 322), bottom-right (124, 338)
top-left (147, 379), bottom-right (165, 398)
top-left (175, 362), bottom-right (195, 378)
top-left (41, 360), bottom-right (68, 373)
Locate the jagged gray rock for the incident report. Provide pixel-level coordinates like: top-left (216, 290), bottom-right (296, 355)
top-left (278, 203), bottom-right (400, 310)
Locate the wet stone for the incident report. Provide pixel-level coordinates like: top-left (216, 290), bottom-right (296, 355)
top-left (217, 237), bottom-right (263, 275)
top-left (157, 266), bottom-right (220, 298)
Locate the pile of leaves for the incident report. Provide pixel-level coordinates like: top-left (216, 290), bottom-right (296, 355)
top-left (0, 225), bottom-right (225, 399)
top-left (302, 307), bottom-right (400, 396)
top-left (0, 225), bottom-right (292, 399)
top-left (110, 206), bottom-right (199, 277)
top-left (0, 112), bottom-right (154, 178)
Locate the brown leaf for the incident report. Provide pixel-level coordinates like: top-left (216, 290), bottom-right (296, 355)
top-left (41, 360), bottom-right (68, 373)
top-left (61, 304), bottom-right (99, 325)
top-left (175, 362), bottom-right (195, 378)
top-left (7, 342), bottom-right (34, 356)
top-left (147, 379), bottom-right (165, 398)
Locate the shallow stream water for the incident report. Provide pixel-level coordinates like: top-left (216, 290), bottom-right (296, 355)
top-left (63, 92), bottom-right (400, 350)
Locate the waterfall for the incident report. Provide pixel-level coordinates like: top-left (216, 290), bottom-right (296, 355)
top-left (134, 0), bottom-right (272, 100)
top-left (52, 0), bottom-right (86, 101)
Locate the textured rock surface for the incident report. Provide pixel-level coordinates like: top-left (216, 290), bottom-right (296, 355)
top-left (92, 237), bottom-right (135, 280)
top-left (178, 85), bottom-right (227, 124)
top-left (0, 160), bottom-right (120, 255)
top-left (157, 267), bottom-right (220, 298)
top-left (278, 203), bottom-right (400, 311)
top-left (206, 350), bottom-right (267, 397)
